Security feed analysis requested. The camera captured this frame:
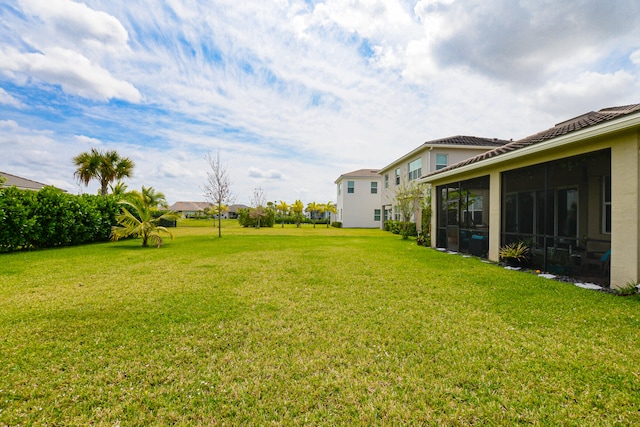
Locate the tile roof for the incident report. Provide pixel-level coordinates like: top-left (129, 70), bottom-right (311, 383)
top-left (378, 135), bottom-right (510, 173)
top-left (168, 201), bottom-right (212, 212)
top-left (335, 169), bottom-right (380, 182)
top-left (421, 135), bottom-right (510, 147)
top-left (0, 171), bottom-right (51, 191)
top-left (422, 103), bottom-right (640, 178)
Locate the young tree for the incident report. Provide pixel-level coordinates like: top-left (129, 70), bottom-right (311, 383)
top-left (109, 180), bottom-right (128, 197)
top-left (206, 204), bottom-right (229, 227)
top-left (141, 185), bottom-right (169, 209)
top-left (73, 148), bottom-right (135, 196)
top-left (394, 179), bottom-right (425, 239)
top-left (203, 151), bottom-right (235, 237)
top-left (306, 201), bottom-right (320, 228)
top-left (249, 187), bottom-right (268, 229)
top-left (111, 187), bottom-right (179, 247)
top-left (291, 199), bottom-right (304, 228)
top-left (323, 201), bottom-right (337, 228)
top-left (275, 200), bottom-right (289, 227)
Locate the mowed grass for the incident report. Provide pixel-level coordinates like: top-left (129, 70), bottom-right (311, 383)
top-left (2, 220), bottom-right (640, 425)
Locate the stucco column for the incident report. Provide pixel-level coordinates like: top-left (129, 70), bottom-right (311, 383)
top-left (610, 135), bottom-right (640, 288)
top-left (488, 171), bottom-right (502, 262)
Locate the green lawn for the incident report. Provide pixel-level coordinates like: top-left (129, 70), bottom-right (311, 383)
top-left (2, 220), bottom-right (640, 425)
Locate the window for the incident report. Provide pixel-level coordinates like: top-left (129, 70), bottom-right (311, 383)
top-left (395, 168), bottom-right (400, 185)
top-left (371, 181), bottom-right (378, 194)
top-left (374, 209), bottom-right (381, 221)
top-left (347, 181), bottom-right (354, 194)
top-left (384, 174), bottom-right (389, 189)
top-left (603, 175), bottom-right (611, 233)
top-left (436, 154), bottom-right (448, 170)
top-left (408, 158), bottom-right (422, 181)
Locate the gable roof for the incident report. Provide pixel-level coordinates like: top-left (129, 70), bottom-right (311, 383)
top-left (421, 103), bottom-right (640, 179)
top-left (335, 169), bottom-right (380, 183)
top-left (379, 135), bottom-right (510, 173)
top-left (168, 201), bottom-right (212, 212)
top-left (0, 171), bottom-right (54, 191)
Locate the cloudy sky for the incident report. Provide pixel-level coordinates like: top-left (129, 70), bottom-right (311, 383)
top-left (1, 0), bottom-right (640, 205)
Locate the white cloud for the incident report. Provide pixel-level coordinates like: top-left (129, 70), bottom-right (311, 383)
top-left (0, 88), bottom-right (24, 108)
top-left (74, 135), bottom-right (103, 146)
top-left (0, 47), bottom-right (141, 102)
top-left (18, 0), bottom-right (129, 50)
top-left (1, 0), bottom-right (640, 205)
top-left (532, 71), bottom-right (639, 117)
top-left (248, 167), bottom-right (284, 180)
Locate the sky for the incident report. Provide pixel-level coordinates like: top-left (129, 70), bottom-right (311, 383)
top-left (1, 0), bottom-right (640, 205)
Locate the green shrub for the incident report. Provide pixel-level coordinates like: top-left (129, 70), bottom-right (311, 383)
top-left (238, 207), bottom-right (275, 228)
top-left (331, 221), bottom-right (342, 228)
top-left (0, 186), bottom-right (119, 252)
top-left (383, 220), bottom-right (417, 237)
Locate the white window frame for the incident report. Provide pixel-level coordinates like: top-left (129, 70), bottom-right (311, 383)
top-left (347, 181), bottom-right (355, 194)
top-left (436, 154), bottom-right (448, 170)
top-left (408, 158), bottom-right (422, 181)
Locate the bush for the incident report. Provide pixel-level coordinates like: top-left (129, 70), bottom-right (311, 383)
top-left (0, 186), bottom-right (119, 252)
top-left (331, 222), bottom-right (342, 228)
top-left (238, 207), bottom-right (275, 228)
top-left (383, 220), bottom-right (417, 237)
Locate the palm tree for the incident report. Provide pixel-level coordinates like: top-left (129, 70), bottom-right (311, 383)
top-left (291, 199), bottom-right (304, 228)
top-left (141, 185), bottom-right (168, 209)
top-left (73, 148), bottom-right (135, 196)
top-left (275, 200), bottom-right (289, 227)
top-left (324, 201), bottom-right (337, 227)
top-left (306, 201), bottom-right (320, 228)
top-left (109, 180), bottom-right (128, 197)
top-left (111, 188), bottom-right (179, 247)
top-left (206, 204), bottom-right (229, 227)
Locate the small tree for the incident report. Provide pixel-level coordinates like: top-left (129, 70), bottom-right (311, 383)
top-left (203, 151), bottom-right (235, 237)
top-left (275, 200), bottom-right (289, 227)
top-left (393, 179), bottom-right (425, 240)
top-left (111, 188), bottom-right (179, 247)
top-left (291, 199), bottom-right (304, 228)
top-left (420, 184), bottom-right (432, 245)
top-left (306, 201), bottom-right (320, 228)
top-left (250, 187), bottom-right (268, 229)
top-left (323, 201), bottom-right (337, 228)
top-left (206, 204), bottom-right (229, 227)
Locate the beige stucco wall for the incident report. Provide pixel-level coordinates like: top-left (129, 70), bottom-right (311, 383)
top-left (610, 132), bottom-right (640, 286)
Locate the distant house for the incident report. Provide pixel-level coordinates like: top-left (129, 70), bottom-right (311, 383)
top-left (168, 201), bottom-right (212, 218)
top-left (0, 171), bottom-right (65, 191)
top-left (420, 103), bottom-right (640, 288)
top-left (335, 137), bottom-right (508, 229)
top-left (228, 204), bottom-right (249, 219)
top-left (335, 169), bottom-right (381, 228)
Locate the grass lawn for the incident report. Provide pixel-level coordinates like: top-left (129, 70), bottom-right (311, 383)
top-left (2, 220), bottom-right (640, 425)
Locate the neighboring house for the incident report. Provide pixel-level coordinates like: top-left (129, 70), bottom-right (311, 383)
top-left (378, 136), bottom-right (510, 227)
top-left (0, 171), bottom-right (65, 191)
top-left (168, 201), bottom-right (212, 218)
top-left (420, 103), bottom-right (640, 288)
top-left (228, 204), bottom-right (249, 219)
top-left (335, 169), bottom-right (381, 228)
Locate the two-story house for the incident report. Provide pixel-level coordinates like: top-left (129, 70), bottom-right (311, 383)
top-left (335, 169), bottom-right (381, 228)
top-left (378, 136), bottom-right (510, 228)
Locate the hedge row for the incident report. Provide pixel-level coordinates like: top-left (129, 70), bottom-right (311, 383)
top-left (0, 186), bottom-right (119, 252)
top-left (383, 220), bottom-right (418, 237)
